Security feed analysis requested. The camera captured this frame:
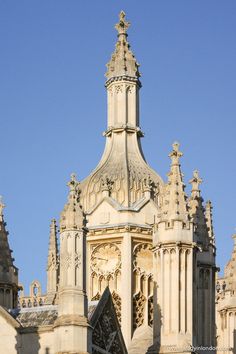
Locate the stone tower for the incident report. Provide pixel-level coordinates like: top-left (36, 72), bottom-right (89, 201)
top-left (54, 174), bottom-right (92, 354)
top-left (79, 11), bottom-right (163, 348)
top-left (0, 197), bottom-right (18, 309)
top-left (151, 144), bottom-right (216, 353)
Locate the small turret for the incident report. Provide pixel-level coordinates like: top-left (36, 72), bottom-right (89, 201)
top-left (0, 197), bottom-right (19, 309)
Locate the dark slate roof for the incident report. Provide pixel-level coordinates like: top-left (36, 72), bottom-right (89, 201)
top-left (9, 302), bottom-right (99, 328)
top-left (10, 305), bottom-right (58, 327)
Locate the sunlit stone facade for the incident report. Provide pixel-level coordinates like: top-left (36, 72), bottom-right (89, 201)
top-left (1, 11), bottom-right (234, 354)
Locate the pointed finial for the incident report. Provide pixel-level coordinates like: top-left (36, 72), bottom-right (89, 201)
top-left (70, 173), bottom-right (76, 183)
top-left (115, 11), bottom-right (130, 36)
top-left (169, 142), bottom-right (183, 166)
top-left (189, 170), bottom-right (203, 192)
top-left (0, 196), bottom-right (5, 220)
top-left (67, 173), bottom-right (78, 192)
top-left (50, 218), bottom-right (57, 229)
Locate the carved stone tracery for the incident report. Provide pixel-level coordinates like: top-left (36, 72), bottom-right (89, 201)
top-left (61, 252), bottom-right (72, 269)
top-left (112, 291), bottom-right (122, 324)
top-left (148, 295), bottom-right (153, 327)
top-left (74, 252), bottom-right (81, 269)
top-left (133, 291), bottom-right (146, 329)
top-left (92, 297), bottom-right (123, 354)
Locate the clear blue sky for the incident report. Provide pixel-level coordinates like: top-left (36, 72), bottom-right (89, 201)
top-left (0, 1), bottom-right (235, 294)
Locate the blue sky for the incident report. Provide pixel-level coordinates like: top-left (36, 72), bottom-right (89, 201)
top-left (0, 1), bottom-right (235, 293)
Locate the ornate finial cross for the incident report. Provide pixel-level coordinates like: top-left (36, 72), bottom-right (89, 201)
top-left (189, 170), bottom-right (203, 191)
top-left (67, 173), bottom-right (78, 193)
top-left (169, 141), bottom-right (183, 165)
top-left (115, 11), bottom-right (130, 36)
top-left (0, 196), bottom-right (5, 219)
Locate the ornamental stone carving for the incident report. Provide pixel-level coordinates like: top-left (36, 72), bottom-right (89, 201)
top-left (47, 253), bottom-right (57, 270)
top-left (133, 291), bottom-right (146, 329)
top-left (61, 252), bottom-right (72, 269)
top-left (74, 252), bottom-right (81, 269)
top-left (112, 291), bottom-right (122, 324)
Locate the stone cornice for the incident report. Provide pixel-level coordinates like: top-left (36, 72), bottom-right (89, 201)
top-left (105, 75), bottom-right (141, 88)
top-left (87, 223), bottom-right (152, 236)
top-left (53, 314), bottom-right (92, 329)
top-left (103, 125), bottom-right (144, 137)
top-left (152, 241), bottom-right (198, 252)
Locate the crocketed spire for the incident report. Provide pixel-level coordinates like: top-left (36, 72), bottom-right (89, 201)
top-left (189, 170), bottom-right (202, 198)
top-left (189, 170), bottom-right (203, 216)
top-left (189, 170), bottom-right (208, 245)
top-left (45, 218), bottom-right (59, 304)
top-left (205, 200), bottom-right (215, 245)
top-left (0, 197), bottom-right (14, 271)
top-left (160, 142), bottom-right (189, 222)
top-left (0, 196), bottom-right (19, 309)
top-left (47, 219), bottom-right (58, 271)
top-left (60, 174), bottom-right (84, 231)
top-left (106, 11), bottom-right (140, 85)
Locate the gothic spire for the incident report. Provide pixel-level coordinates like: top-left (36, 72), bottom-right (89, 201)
top-left (106, 11), bottom-right (140, 85)
top-left (45, 218), bottom-right (59, 304)
top-left (0, 196), bottom-right (19, 309)
top-left (189, 170), bottom-right (208, 245)
top-left (47, 219), bottom-right (58, 273)
top-left (60, 173), bottom-right (84, 231)
top-left (0, 197), bottom-right (14, 270)
top-left (160, 142), bottom-right (189, 222)
top-left (189, 170), bottom-right (202, 198)
top-left (189, 170), bottom-right (204, 216)
top-left (205, 200), bottom-right (215, 245)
